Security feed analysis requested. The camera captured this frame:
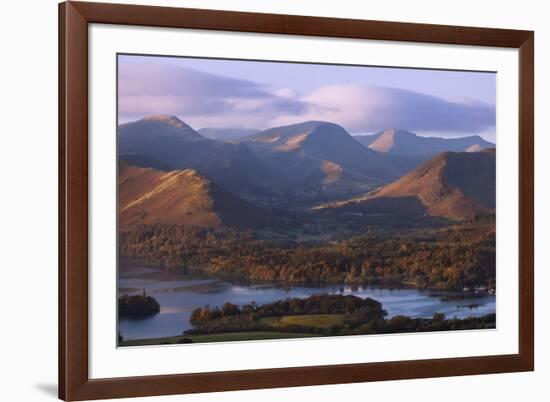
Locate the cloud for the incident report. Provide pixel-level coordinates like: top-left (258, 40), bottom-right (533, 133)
top-left (119, 62), bottom-right (267, 98)
top-left (271, 85), bottom-right (495, 136)
top-left (119, 62), bottom-right (495, 136)
top-left (118, 62), bottom-right (308, 128)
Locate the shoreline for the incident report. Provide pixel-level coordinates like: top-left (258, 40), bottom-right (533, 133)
top-left (119, 313), bottom-right (497, 347)
top-left (119, 331), bottom-right (320, 346)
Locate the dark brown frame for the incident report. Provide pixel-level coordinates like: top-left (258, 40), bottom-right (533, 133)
top-left (59, 1), bottom-right (534, 400)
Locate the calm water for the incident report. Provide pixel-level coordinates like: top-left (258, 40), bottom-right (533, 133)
top-left (118, 265), bottom-right (496, 340)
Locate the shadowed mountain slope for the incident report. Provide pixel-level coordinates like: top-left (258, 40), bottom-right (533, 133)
top-left (318, 149), bottom-right (496, 219)
top-left (197, 127), bottom-right (260, 141)
top-left (118, 153), bottom-right (174, 171)
top-left (118, 116), bottom-right (271, 194)
top-left (239, 121), bottom-right (405, 191)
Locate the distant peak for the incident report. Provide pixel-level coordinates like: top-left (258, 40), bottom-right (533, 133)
top-left (268, 120), bottom-right (335, 132)
top-left (380, 129), bottom-right (415, 137)
top-left (303, 120), bottom-right (332, 126)
top-left (253, 120), bottom-right (348, 144)
top-left (369, 129), bottom-right (413, 153)
top-left (465, 144), bottom-right (484, 153)
top-left (381, 128), bottom-right (397, 136)
top-left (143, 115), bottom-right (185, 128)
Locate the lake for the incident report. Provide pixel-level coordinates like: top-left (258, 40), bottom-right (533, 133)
top-left (118, 264), bottom-right (496, 340)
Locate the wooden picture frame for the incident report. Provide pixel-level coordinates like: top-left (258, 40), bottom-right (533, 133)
top-left (59, 1), bottom-right (534, 400)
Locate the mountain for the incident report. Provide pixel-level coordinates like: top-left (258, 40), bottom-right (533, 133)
top-left (319, 149), bottom-right (496, 219)
top-left (354, 129), bottom-right (495, 157)
top-left (118, 116), bottom-right (271, 194)
top-left (118, 153), bottom-right (174, 171)
top-left (118, 161), bottom-right (274, 229)
top-left (238, 121), bottom-right (406, 196)
top-left (197, 127), bottom-right (260, 141)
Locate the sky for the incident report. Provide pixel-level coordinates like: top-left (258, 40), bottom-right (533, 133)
top-left (118, 54), bottom-right (497, 141)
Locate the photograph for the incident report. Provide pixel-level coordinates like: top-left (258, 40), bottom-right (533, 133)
top-left (116, 54), bottom-right (497, 346)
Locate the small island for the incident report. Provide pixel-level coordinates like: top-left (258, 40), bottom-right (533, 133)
top-left (118, 291), bottom-right (160, 318)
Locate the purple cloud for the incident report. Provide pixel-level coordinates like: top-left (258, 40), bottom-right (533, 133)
top-left (274, 85), bottom-right (496, 136)
top-left (118, 62), bottom-right (308, 128)
top-left (118, 61), bottom-right (495, 137)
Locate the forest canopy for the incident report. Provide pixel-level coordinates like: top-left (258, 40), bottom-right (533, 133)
top-left (119, 219), bottom-right (495, 290)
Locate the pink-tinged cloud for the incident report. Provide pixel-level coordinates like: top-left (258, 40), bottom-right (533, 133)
top-left (118, 62), bottom-right (495, 136)
top-left (270, 85), bottom-right (495, 135)
top-left (118, 62), bottom-right (309, 128)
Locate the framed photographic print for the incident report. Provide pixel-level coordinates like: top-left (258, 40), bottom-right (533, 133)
top-left (59, 1), bottom-right (534, 400)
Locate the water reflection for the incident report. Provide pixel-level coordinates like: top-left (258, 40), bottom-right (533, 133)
top-left (118, 265), bottom-right (496, 340)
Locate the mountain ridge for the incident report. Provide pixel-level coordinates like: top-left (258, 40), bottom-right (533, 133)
top-left (239, 121), bottom-right (405, 188)
top-left (118, 115), bottom-right (272, 195)
top-left (354, 129), bottom-right (494, 156)
top-left (118, 161), bottom-right (274, 229)
top-left (198, 127), bottom-right (260, 141)
top-left (316, 149), bottom-right (496, 219)
top-left (118, 117), bottom-right (496, 209)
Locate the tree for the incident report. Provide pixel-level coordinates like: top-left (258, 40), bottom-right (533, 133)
top-left (433, 312), bottom-right (446, 322)
top-left (221, 302), bottom-right (240, 317)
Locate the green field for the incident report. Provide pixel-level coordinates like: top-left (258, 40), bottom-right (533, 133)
top-left (262, 314), bottom-right (344, 329)
top-left (119, 331), bottom-right (320, 347)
